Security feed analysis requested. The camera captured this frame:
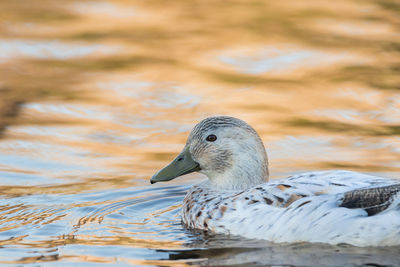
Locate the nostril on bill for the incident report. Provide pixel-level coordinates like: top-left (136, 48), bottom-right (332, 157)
top-left (177, 157), bottom-right (184, 162)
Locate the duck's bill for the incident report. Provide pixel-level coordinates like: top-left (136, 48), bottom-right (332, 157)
top-left (150, 146), bottom-right (200, 184)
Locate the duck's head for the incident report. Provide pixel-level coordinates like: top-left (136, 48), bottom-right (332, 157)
top-left (150, 116), bottom-right (269, 190)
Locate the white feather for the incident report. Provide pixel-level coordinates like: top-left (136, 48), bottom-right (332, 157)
top-left (182, 171), bottom-right (400, 247)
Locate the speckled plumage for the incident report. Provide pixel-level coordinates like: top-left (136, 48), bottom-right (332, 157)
top-left (153, 116), bottom-right (400, 247)
top-left (182, 170), bottom-right (400, 246)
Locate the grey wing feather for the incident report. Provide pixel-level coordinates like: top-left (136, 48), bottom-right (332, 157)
top-left (339, 184), bottom-right (400, 216)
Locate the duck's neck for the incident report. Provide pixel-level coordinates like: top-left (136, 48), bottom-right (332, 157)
top-left (206, 149), bottom-right (269, 191)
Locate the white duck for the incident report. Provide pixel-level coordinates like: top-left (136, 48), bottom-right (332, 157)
top-left (151, 116), bottom-right (400, 247)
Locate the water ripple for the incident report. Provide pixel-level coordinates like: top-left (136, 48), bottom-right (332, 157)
top-left (0, 40), bottom-right (119, 62)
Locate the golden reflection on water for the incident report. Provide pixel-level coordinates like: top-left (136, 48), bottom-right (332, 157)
top-left (0, 0), bottom-right (399, 265)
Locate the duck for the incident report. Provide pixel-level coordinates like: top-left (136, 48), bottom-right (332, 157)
top-left (150, 116), bottom-right (400, 247)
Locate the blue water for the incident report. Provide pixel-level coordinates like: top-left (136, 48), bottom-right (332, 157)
top-left (0, 0), bottom-right (399, 265)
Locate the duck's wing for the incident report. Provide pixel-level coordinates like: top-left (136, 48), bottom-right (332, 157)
top-left (254, 171), bottom-right (400, 214)
top-left (339, 184), bottom-right (400, 216)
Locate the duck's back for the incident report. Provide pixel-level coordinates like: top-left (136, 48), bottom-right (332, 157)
top-left (182, 170), bottom-right (400, 247)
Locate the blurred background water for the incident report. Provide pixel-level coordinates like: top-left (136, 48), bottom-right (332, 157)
top-left (0, 0), bottom-right (399, 265)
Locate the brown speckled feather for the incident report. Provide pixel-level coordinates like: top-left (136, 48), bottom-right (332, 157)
top-left (339, 184), bottom-right (400, 216)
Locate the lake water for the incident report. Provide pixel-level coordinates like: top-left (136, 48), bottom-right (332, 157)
top-left (0, 0), bottom-right (399, 265)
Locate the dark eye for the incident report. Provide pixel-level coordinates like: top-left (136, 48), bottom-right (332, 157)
top-left (206, 134), bottom-right (217, 142)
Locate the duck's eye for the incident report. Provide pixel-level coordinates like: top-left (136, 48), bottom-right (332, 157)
top-left (206, 134), bottom-right (217, 142)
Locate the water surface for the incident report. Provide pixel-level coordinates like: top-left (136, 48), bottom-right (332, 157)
top-left (0, 0), bottom-right (399, 265)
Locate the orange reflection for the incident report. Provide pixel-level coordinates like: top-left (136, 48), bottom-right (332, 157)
top-left (0, 0), bottom-right (399, 264)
